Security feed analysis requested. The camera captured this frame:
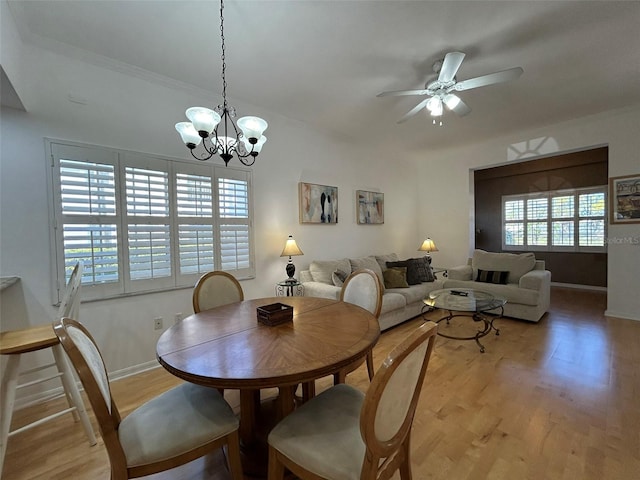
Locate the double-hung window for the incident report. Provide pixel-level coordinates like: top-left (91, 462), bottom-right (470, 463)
top-left (48, 140), bottom-right (253, 302)
top-left (502, 186), bottom-right (607, 252)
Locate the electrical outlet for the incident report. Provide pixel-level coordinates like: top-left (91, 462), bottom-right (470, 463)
top-left (154, 317), bottom-right (163, 330)
top-left (174, 313), bottom-right (182, 324)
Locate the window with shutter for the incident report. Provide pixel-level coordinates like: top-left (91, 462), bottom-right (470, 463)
top-left (48, 140), bottom-right (254, 302)
top-left (502, 186), bottom-right (607, 253)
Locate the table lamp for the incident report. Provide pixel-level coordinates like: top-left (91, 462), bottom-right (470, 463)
top-left (280, 235), bottom-right (304, 281)
top-left (418, 238), bottom-right (438, 262)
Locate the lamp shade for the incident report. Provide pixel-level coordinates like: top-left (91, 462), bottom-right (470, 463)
top-left (175, 122), bottom-right (203, 148)
top-left (185, 107), bottom-right (221, 135)
top-left (242, 135), bottom-right (267, 154)
top-left (237, 116), bottom-right (268, 141)
top-left (418, 238), bottom-right (439, 253)
top-left (280, 235), bottom-right (303, 257)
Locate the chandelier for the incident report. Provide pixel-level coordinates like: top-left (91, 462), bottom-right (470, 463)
top-left (175, 0), bottom-right (267, 166)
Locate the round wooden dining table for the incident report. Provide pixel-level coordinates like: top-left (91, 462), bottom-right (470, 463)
top-left (156, 296), bottom-right (380, 476)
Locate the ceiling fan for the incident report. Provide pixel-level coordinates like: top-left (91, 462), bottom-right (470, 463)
top-left (377, 52), bottom-right (523, 124)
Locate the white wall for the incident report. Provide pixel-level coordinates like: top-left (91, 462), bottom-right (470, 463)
top-left (417, 105), bottom-right (640, 321)
top-left (0, 41), bottom-right (422, 382)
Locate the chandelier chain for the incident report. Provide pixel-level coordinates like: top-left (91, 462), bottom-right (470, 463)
top-left (175, 0), bottom-right (267, 166)
top-left (220, 0), bottom-right (227, 109)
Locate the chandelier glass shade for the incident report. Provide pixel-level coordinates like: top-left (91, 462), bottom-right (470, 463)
top-left (175, 0), bottom-right (267, 166)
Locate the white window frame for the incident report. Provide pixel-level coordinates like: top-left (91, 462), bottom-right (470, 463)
top-left (47, 139), bottom-right (254, 303)
top-left (502, 186), bottom-right (607, 253)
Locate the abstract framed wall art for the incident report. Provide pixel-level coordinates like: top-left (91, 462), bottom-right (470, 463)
top-left (299, 182), bottom-right (338, 224)
top-left (610, 174), bottom-right (640, 224)
top-left (356, 190), bottom-right (384, 224)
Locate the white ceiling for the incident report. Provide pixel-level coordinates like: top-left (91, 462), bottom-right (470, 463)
top-left (6, 0), bottom-right (640, 154)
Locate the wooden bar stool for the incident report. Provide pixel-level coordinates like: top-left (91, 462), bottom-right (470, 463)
top-left (0, 324), bottom-right (97, 475)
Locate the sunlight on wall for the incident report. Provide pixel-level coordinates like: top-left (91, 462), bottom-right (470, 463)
top-left (507, 136), bottom-right (560, 161)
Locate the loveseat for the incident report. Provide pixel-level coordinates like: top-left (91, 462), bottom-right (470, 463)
top-left (299, 253), bottom-right (444, 331)
top-left (443, 249), bottom-right (551, 322)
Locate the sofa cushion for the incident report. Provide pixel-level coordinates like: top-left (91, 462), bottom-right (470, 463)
top-left (476, 269), bottom-right (509, 285)
top-left (375, 253), bottom-right (398, 272)
top-left (380, 292), bottom-right (407, 315)
top-left (383, 267), bottom-right (409, 288)
top-left (471, 250), bottom-right (536, 284)
top-left (349, 256), bottom-right (385, 289)
top-left (387, 283), bottom-right (431, 305)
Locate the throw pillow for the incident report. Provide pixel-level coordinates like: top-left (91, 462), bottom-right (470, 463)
top-left (476, 269), bottom-right (509, 285)
top-left (413, 256), bottom-right (435, 283)
top-left (386, 260), bottom-right (421, 285)
top-left (383, 267), bottom-right (409, 288)
top-left (332, 269), bottom-right (349, 287)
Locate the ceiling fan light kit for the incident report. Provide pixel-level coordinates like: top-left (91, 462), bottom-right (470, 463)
top-left (175, 0), bottom-right (267, 166)
top-left (378, 51), bottom-right (523, 125)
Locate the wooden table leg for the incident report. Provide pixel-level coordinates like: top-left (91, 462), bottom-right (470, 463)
top-left (239, 389), bottom-right (259, 445)
top-left (276, 385), bottom-right (296, 420)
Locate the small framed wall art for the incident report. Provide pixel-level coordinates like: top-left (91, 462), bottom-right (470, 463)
top-left (299, 182), bottom-right (338, 224)
top-left (610, 174), bottom-right (640, 224)
top-left (357, 190), bottom-right (384, 224)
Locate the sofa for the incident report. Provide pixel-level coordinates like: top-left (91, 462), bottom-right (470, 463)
top-left (299, 253), bottom-right (445, 331)
top-left (443, 249), bottom-right (551, 322)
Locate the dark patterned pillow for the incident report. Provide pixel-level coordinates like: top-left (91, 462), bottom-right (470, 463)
top-left (383, 267), bottom-right (409, 288)
top-left (386, 260), bottom-right (420, 285)
top-left (413, 257), bottom-right (435, 283)
top-left (476, 269), bottom-right (509, 285)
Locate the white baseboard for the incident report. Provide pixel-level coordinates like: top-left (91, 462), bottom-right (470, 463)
top-left (604, 310), bottom-right (640, 322)
top-left (551, 282), bottom-right (607, 292)
top-left (13, 360), bottom-right (162, 410)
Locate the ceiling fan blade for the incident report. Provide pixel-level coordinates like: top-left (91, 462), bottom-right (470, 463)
top-left (377, 89), bottom-right (429, 97)
top-left (397, 98), bottom-right (430, 124)
top-left (443, 94), bottom-right (471, 116)
top-left (438, 51), bottom-right (466, 83)
top-left (454, 67), bottom-right (524, 92)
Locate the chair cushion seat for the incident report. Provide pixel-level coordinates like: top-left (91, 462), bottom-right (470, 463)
top-left (119, 382), bottom-right (239, 468)
top-left (268, 384), bottom-right (365, 480)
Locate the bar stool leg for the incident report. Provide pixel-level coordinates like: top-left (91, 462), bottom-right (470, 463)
top-left (51, 345), bottom-right (97, 446)
top-left (0, 355), bottom-right (21, 475)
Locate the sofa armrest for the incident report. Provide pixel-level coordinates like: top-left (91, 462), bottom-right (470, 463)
top-left (301, 281), bottom-right (341, 300)
top-left (447, 265), bottom-right (473, 281)
top-left (519, 269), bottom-right (551, 291)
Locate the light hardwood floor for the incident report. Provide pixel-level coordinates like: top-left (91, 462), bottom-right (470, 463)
top-left (3, 287), bottom-right (639, 479)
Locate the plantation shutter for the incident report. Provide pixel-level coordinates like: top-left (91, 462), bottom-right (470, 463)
top-left (50, 140), bottom-right (255, 302)
top-left (216, 168), bottom-right (252, 275)
top-left (123, 157), bottom-right (173, 291)
top-left (176, 169), bottom-right (215, 277)
top-left (52, 144), bottom-right (122, 298)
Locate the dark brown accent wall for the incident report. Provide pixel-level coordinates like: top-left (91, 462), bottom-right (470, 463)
top-left (474, 147), bottom-right (608, 287)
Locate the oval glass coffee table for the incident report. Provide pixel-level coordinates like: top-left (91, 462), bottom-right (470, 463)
top-left (423, 288), bottom-right (506, 353)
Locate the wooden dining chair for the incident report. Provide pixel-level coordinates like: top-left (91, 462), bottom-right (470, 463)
top-left (192, 270), bottom-right (244, 313)
top-left (267, 321), bottom-right (438, 480)
top-left (53, 317), bottom-right (243, 480)
top-left (0, 262), bottom-right (96, 475)
top-left (338, 268), bottom-right (383, 382)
